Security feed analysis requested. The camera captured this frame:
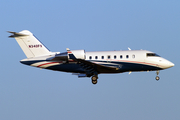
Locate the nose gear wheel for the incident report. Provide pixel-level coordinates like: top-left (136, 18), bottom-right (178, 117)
top-left (155, 76), bottom-right (160, 81)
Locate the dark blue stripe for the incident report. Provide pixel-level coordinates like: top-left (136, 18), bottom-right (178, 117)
top-left (20, 59), bottom-right (162, 73)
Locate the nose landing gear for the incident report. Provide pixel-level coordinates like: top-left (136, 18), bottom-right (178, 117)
top-left (156, 71), bottom-right (160, 81)
top-left (155, 76), bottom-right (160, 81)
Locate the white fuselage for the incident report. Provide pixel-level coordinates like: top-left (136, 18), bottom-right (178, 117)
top-left (20, 50), bottom-right (174, 74)
top-left (85, 50), bottom-right (174, 70)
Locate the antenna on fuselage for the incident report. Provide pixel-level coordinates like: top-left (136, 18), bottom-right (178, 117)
top-left (128, 47), bottom-right (131, 50)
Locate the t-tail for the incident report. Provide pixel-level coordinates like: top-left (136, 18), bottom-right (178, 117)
top-left (8, 30), bottom-right (51, 58)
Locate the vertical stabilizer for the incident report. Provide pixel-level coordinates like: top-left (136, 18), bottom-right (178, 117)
top-left (8, 30), bottom-right (51, 58)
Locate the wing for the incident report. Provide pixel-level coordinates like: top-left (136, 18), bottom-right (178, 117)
top-left (66, 48), bottom-right (120, 76)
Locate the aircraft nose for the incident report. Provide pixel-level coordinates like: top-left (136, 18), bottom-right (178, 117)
top-left (168, 62), bottom-right (175, 68)
top-left (160, 59), bottom-right (174, 69)
top-left (164, 61), bottom-right (175, 69)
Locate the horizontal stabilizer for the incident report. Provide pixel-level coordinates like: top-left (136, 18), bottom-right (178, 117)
top-left (8, 31), bottom-right (29, 38)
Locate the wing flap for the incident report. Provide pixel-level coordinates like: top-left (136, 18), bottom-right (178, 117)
top-left (77, 59), bottom-right (118, 72)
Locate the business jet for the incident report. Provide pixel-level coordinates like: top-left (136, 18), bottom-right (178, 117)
top-left (8, 30), bottom-right (174, 84)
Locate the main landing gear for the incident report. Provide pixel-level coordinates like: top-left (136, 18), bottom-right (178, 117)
top-left (91, 75), bottom-right (98, 84)
top-left (155, 71), bottom-right (160, 81)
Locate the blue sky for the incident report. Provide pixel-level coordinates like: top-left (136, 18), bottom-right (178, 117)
top-left (1, 0), bottom-right (179, 120)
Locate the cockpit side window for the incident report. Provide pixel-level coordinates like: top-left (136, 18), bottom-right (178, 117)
top-left (147, 53), bottom-right (160, 57)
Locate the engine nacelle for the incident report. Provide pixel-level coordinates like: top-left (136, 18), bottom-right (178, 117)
top-left (50, 49), bottom-right (86, 61)
top-left (70, 50), bottom-right (86, 59)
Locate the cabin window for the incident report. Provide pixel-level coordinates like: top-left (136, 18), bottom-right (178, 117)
top-left (108, 55), bottom-right (111, 59)
top-left (126, 55), bottom-right (129, 59)
top-left (132, 54), bottom-right (135, 58)
top-left (120, 55), bottom-right (123, 59)
top-left (147, 53), bottom-right (160, 57)
top-left (114, 55), bottom-right (116, 59)
top-left (89, 56), bottom-right (92, 60)
top-left (102, 56), bottom-right (104, 59)
top-left (95, 56), bottom-right (98, 59)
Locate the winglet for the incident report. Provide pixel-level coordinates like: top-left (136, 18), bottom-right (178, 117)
top-left (66, 48), bottom-right (76, 59)
top-left (66, 48), bottom-right (71, 53)
top-left (128, 47), bottom-right (131, 50)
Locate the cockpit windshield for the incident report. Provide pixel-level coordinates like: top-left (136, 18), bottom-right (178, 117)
top-left (146, 53), bottom-right (160, 57)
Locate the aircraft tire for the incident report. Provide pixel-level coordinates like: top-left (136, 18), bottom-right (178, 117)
top-left (91, 76), bottom-right (98, 84)
top-left (155, 76), bottom-right (160, 81)
top-left (92, 80), bottom-right (97, 84)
